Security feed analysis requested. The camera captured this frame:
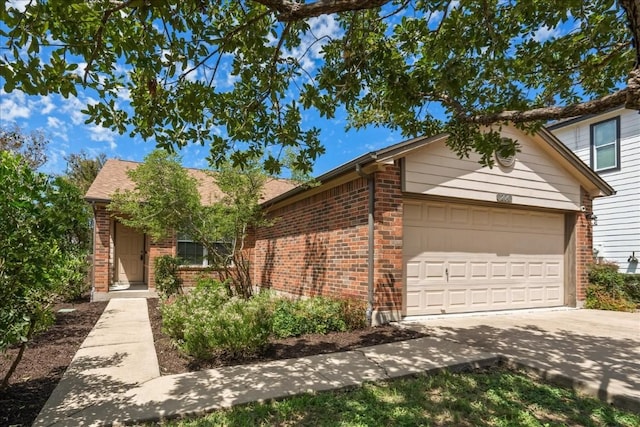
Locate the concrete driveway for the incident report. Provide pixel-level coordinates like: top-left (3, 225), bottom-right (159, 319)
top-left (403, 309), bottom-right (640, 412)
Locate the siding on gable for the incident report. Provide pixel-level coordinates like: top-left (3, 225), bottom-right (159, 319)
top-left (551, 108), bottom-right (640, 273)
top-left (404, 127), bottom-right (582, 211)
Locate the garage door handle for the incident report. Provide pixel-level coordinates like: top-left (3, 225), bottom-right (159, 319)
top-left (445, 268), bottom-right (448, 282)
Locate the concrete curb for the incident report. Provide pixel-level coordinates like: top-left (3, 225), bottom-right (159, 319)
top-left (502, 357), bottom-right (640, 414)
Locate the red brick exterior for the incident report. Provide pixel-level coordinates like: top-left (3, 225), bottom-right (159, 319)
top-left (253, 163), bottom-right (404, 315)
top-left (93, 204), bottom-right (111, 293)
top-left (147, 236), bottom-right (175, 289)
top-left (576, 189), bottom-right (595, 302)
top-left (254, 176), bottom-right (371, 300)
top-left (373, 165), bottom-right (404, 314)
top-left (177, 267), bottom-right (223, 288)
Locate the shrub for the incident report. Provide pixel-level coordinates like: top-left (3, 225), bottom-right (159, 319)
top-left (585, 263), bottom-right (636, 312)
top-left (60, 255), bottom-right (91, 301)
top-left (622, 275), bottom-right (640, 304)
top-left (154, 255), bottom-right (183, 298)
top-left (271, 296), bottom-right (366, 339)
top-left (340, 298), bottom-right (368, 331)
top-left (161, 279), bottom-right (272, 359)
top-left (588, 263), bottom-right (624, 292)
top-left (585, 285), bottom-right (635, 312)
top-left (160, 278), bottom-right (229, 341)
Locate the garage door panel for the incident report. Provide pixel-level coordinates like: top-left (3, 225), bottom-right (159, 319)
top-left (403, 200), bottom-right (565, 315)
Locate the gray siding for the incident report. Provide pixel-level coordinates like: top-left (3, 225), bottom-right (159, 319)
top-left (551, 108), bottom-right (640, 273)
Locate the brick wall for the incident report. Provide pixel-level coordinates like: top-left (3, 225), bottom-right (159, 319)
top-left (93, 204), bottom-right (111, 293)
top-left (576, 188), bottom-right (594, 302)
top-left (254, 175), bottom-right (371, 301)
top-left (177, 267), bottom-right (222, 288)
top-left (373, 164), bottom-right (404, 314)
top-left (147, 236), bottom-right (175, 290)
top-left (253, 163), bottom-right (404, 316)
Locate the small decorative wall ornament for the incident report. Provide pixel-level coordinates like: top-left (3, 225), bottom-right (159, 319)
top-left (495, 138), bottom-right (517, 168)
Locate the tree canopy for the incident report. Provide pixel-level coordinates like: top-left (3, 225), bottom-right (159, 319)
top-left (64, 150), bottom-right (108, 194)
top-left (0, 124), bottom-right (49, 169)
top-left (2, 0), bottom-right (639, 172)
top-left (0, 150), bottom-right (92, 388)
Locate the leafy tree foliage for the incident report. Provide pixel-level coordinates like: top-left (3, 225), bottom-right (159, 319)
top-left (0, 124), bottom-right (49, 169)
top-left (109, 149), bottom-right (269, 297)
top-left (0, 151), bottom-right (92, 388)
top-left (64, 150), bottom-right (107, 194)
top-left (2, 1), bottom-right (639, 171)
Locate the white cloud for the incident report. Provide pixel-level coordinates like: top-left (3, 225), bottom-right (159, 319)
top-left (532, 25), bottom-right (560, 42)
top-left (57, 95), bottom-right (96, 125)
top-left (5, 0), bottom-right (30, 12)
top-left (40, 95), bottom-right (56, 114)
top-left (281, 14), bottom-right (343, 73)
top-left (47, 116), bottom-right (64, 129)
top-left (86, 124), bottom-right (118, 150)
top-left (0, 91), bottom-right (30, 121)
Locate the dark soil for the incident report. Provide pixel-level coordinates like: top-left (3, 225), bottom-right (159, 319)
top-left (0, 299), bottom-right (108, 427)
top-left (1, 297), bottom-right (426, 426)
top-left (147, 298), bottom-right (427, 375)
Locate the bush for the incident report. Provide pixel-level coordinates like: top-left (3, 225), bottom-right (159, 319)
top-left (161, 279), bottom-right (272, 359)
top-left (585, 285), bottom-right (635, 312)
top-left (622, 275), bottom-right (640, 304)
top-left (272, 296), bottom-right (366, 339)
top-left (340, 298), bottom-right (368, 331)
top-left (154, 255), bottom-right (183, 298)
top-left (60, 255), bottom-right (91, 301)
top-left (588, 263), bottom-right (624, 292)
top-left (585, 263), bottom-right (636, 312)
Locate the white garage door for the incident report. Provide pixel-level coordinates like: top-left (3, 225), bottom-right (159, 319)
top-left (404, 200), bottom-right (565, 315)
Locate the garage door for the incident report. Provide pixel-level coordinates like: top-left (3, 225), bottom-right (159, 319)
top-left (404, 200), bottom-right (565, 315)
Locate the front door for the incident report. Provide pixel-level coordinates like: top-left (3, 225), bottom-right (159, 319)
top-left (115, 222), bottom-right (145, 283)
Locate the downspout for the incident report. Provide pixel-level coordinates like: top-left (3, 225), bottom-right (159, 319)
top-left (356, 164), bottom-right (375, 326)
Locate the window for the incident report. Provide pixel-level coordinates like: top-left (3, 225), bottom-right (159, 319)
top-left (177, 234), bottom-right (208, 266)
top-left (176, 234), bottom-right (233, 266)
top-left (590, 117), bottom-right (620, 172)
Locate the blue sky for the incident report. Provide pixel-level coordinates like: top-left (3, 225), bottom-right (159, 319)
top-left (0, 5), bottom-right (408, 177)
top-left (1, 0), bottom-right (566, 178)
top-left (0, 87), bottom-right (404, 177)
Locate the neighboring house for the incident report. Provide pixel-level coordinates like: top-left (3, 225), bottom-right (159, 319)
top-left (84, 160), bottom-right (295, 299)
top-left (548, 107), bottom-right (640, 273)
top-left (87, 125), bottom-right (613, 321)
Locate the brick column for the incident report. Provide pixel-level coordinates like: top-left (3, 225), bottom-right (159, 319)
top-left (92, 204), bottom-right (111, 293)
top-left (147, 235), bottom-right (176, 290)
top-left (373, 163), bottom-right (404, 321)
top-left (576, 189), bottom-right (594, 302)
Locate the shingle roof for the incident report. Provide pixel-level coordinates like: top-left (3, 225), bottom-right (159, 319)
top-left (85, 159), bottom-right (297, 204)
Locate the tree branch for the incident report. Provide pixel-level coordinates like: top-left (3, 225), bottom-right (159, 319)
top-left (84, 0), bottom-right (139, 84)
top-left (253, 0), bottom-right (392, 21)
top-left (464, 88), bottom-right (632, 125)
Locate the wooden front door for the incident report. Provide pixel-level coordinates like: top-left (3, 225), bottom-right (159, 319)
top-left (115, 222), bottom-right (145, 283)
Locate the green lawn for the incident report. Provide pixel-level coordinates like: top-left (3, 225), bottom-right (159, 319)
top-left (158, 368), bottom-right (639, 427)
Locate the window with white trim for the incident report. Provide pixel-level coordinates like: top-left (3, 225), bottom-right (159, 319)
top-left (590, 117), bottom-right (620, 172)
top-left (177, 234), bottom-right (208, 266)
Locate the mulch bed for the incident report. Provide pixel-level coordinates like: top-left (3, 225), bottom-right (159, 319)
top-left (1, 297), bottom-right (426, 426)
top-left (0, 299), bottom-right (108, 427)
top-left (147, 298), bottom-right (427, 375)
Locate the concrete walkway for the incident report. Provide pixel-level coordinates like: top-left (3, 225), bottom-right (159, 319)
top-left (34, 298), bottom-right (499, 426)
top-left (34, 301), bottom-right (640, 426)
